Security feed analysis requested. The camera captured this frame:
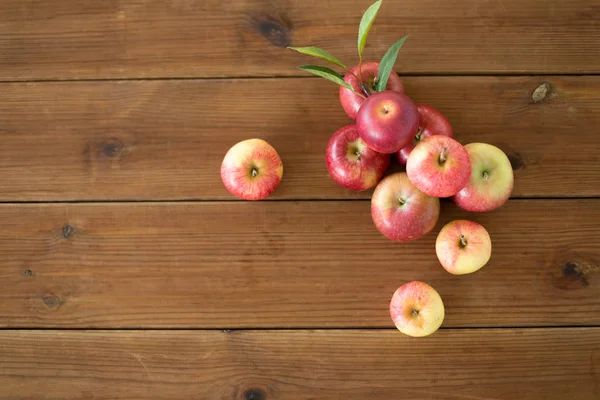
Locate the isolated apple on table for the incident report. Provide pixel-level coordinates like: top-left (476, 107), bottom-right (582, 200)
top-left (220, 139), bottom-right (283, 200)
top-left (357, 91), bottom-right (420, 154)
top-left (326, 124), bottom-right (390, 191)
top-left (406, 135), bottom-right (471, 198)
top-left (390, 281), bottom-right (445, 337)
top-left (453, 143), bottom-right (514, 212)
top-left (397, 104), bottom-right (454, 165)
top-left (371, 172), bottom-right (440, 242)
top-left (436, 220), bottom-right (492, 275)
top-left (340, 62), bottom-right (404, 120)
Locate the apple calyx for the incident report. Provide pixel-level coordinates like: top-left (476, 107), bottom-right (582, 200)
top-left (251, 168), bottom-right (259, 177)
top-left (411, 309), bottom-right (419, 317)
top-left (439, 147), bottom-right (448, 164)
top-left (482, 170), bottom-right (490, 179)
top-left (459, 234), bottom-right (468, 248)
top-left (398, 197), bottom-right (406, 206)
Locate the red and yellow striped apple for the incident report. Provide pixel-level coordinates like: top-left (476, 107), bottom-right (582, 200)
top-left (220, 139), bottom-right (283, 200)
top-left (390, 281), bottom-right (445, 337)
top-left (436, 220), bottom-right (492, 275)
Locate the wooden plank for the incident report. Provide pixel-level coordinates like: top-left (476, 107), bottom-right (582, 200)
top-left (1, 0), bottom-right (599, 80)
top-left (0, 328), bottom-right (598, 399)
top-left (1, 76), bottom-right (599, 201)
top-left (1, 200), bottom-right (598, 328)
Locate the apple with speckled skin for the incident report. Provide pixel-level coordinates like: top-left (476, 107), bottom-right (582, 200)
top-left (406, 136), bottom-right (471, 198)
top-left (371, 172), bottom-right (440, 242)
top-left (340, 62), bottom-right (404, 120)
top-left (357, 91), bottom-right (419, 154)
top-left (390, 281), bottom-right (445, 337)
top-left (221, 139), bottom-right (283, 200)
top-left (436, 220), bottom-right (491, 275)
top-left (326, 125), bottom-right (390, 191)
top-left (396, 105), bottom-right (454, 165)
top-left (453, 143), bottom-right (514, 212)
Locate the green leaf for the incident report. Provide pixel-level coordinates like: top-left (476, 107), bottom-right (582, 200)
top-left (375, 36), bottom-right (408, 92)
top-left (287, 46), bottom-right (346, 69)
top-left (297, 65), bottom-right (355, 92)
top-left (357, 0), bottom-right (383, 58)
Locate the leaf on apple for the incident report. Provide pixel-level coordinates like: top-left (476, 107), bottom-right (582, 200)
top-left (357, 0), bottom-right (382, 59)
top-left (287, 46), bottom-right (347, 69)
top-left (297, 65), bottom-right (360, 94)
top-left (375, 36), bottom-right (408, 92)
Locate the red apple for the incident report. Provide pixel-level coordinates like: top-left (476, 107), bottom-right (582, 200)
top-left (371, 172), bottom-right (440, 242)
top-left (357, 91), bottom-right (420, 154)
top-left (390, 281), bottom-right (445, 337)
top-left (396, 104), bottom-right (454, 165)
top-left (406, 136), bottom-right (471, 198)
top-left (220, 139), bottom-right (283, 200)
top-left (436, 220), bottom-right (492, 275)
top-left (326, 125), bottom-right (390, 191)
top-left (340, 62), bottom-right (404, 120)
top-left (453, 143), bottom-right (514, 212)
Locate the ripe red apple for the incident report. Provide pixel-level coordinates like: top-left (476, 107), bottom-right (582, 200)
top-left (371, 172), bottom-right (440, 242)
top-left (340, 62), bottom-right (404, 120)
top-left (326, 125), bottom-right (390, 191)
top-left (220, 138), bottom-right (283, 200)
top-left (396, 104), bottom-right (454, 165)
top-left (453, 143), bottom-right (514, 212)
top-left (357, 91), bottom-right (419, 154)
top-left (406, 136), bottom-right (471, 198)
top-left (390, 281), bottom-right (445, 337)
top-left (436, 220), bottom-right (492, 275)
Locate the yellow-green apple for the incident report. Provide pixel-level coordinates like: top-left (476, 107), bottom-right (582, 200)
top-left (453, 143), bottom-right (514, 212)
top-left (220, 139), bottom-right (283, 200)
top-left (326, 125), bottom-right (390, 191)
top-left (340, 62), bottom-right (404, 120)
top-left (436, 220), bottom-right (491, 275)
top-left (390, 281), bottom-right (445, 337)
top-left (357, 91), bottom-right (419, 154)
top-left (371, 172), bottom-right (440, 242)
top-left (396, 104), bottom-right (454, 165)
top-left (406, 136), bottom-right (471, 198)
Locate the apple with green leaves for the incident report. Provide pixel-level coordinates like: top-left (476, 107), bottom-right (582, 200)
top-left (406, 136), bottom-right (471, 198)
top-left (453, 143), bottom-right (514, 212)
top-left (390, 281), bottom-right (445, 337)
top-left (340, 62), bottom-right (404, 120)
top-left (436, 220), bottom-right (492, 275)
top-left (221, 139), bottom-right (283, 200)
top-left (371, 172), bottom-right (440, 242)
top-left (326, 124), bottom-right (390, 191)
top-left (397, 104), bottom-right (454, 165)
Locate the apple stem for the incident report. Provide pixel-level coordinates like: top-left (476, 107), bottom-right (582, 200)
top-left (411, 309), bottom-right (419, 317)
top-left (415, 129), bottom-right (423, 141)
top-left (346, 70), bottom-right (369, 98)
top-left (460, 234), bottom-right (468, 248)
top-left (251, 168), bottom-right (258, 177)
top-left (439, 147), bottom-right (448, 164)
top-left (482, 171), bottom-right (490, 179)
top-left (398, 197), bottom-right (406, 206)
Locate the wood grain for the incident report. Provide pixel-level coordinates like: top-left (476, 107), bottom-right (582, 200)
top-left (1, 0), bottom-right (599, 80)
top-left (1, 328), bottom-right (598, 399)
top-left (1, 76), bottom-right (599, 201)
top-left (1, 200), bottom-right (598, 328)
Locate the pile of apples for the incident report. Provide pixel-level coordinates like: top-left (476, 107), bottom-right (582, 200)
top-left (221, 0), bottom-right (514, 337)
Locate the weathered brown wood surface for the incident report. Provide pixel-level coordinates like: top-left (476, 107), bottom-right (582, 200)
top-left (1, 76), bottom-right (599, 201)
top-left (1, 0), bottom-right (599, 80)
top-left (0, 200), bottom-right (597, 328)
top-left (0, 329), bottom-right (599, 400)
top-left (1, 0), bottom-right (599, 398)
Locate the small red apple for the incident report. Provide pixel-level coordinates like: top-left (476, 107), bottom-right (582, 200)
top-left (453, 143), bottom-right (514, 212)
top-left (406, 136), bottom-right (471, 198)
top-left (390, 281), bottom-right (445, 337)
top-left (435, 220), bottom-right (492, 275)
top-left (396, 104), bottom-right (454, 165)
top-left (357, 91), bottom-right (419, 154)
top-left (340, 62), bottom-right (404, 120)
top-left (371, 172), bottom-right (440, 242)
top-left (220, 139), bottom-right (283, 200)
top-left (326, 125), bottom-right (390, 191)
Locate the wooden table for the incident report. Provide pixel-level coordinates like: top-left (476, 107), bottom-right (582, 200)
top-left (1, 1), bottom-right (599, 399)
